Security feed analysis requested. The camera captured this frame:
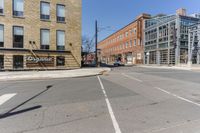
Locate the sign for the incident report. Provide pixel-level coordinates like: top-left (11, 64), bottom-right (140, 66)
top-left (26, 56), bottom-right (54, 67)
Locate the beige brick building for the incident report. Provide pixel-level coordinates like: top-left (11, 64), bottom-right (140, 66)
top-left (0, 0), bottom-right (81, 70)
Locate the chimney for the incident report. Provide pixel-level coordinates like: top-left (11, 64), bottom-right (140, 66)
top-left (176, 8), bottom-right (187, 16)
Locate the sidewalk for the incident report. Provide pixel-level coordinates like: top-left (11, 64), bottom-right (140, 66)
top-left (137, 65), bottom-right (192, 70)
top-left (0, 67), bottom-right (111, 81)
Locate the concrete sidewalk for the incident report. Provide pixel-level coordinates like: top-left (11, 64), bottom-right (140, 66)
top-left (137, 65), bottom-right (192, 70)
top-left (0, 67), bottom-right (111, 81)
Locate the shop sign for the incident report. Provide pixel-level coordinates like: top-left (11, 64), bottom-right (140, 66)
top-left (26, 56), bottom-right (53, 63)
top-left (26, 56), bottom-right (54, 67)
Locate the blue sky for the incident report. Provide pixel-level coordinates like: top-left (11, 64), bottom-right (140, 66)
top-left (82, 0), bottom-right (200, 42)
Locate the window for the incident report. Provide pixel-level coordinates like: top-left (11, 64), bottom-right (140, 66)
top-left (57, 30), bottom-right (65, 50)
top-left (13, 55), bottom-right (23, 69)
top-left (125, 32), bottom-right (128, 37)
top-left (138, 39), bottom-right (140, 45)
top-left (41, 29), bottom-right (50, 49)
top-left (134, 39), bottom-right (136, 46)
top-left (13, 0), bottom-right (24, 17)
top-left (126, 42), bottom-right (129, 48)
top-left (130, 40), bottom-right (132, 47)
top-left (40, 2), bottom-right (50, 20)
top-left (56, 56), bottom-right (65, 66)
top-left (13, 26), bottom-right (24, 48)
top-left (0, 55), bottom-right (3, 69)
top-left (57, 4), bottom-right (65, 22)
top-left (0, 0), bottom-right (4, 14)
top-left (0, 25), bottom-right (3, 47)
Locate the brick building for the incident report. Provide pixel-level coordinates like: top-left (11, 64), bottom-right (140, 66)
top-left (0, 0), bottom-right (81, 70)
top-left (98, 14), bottom-right (151, 65)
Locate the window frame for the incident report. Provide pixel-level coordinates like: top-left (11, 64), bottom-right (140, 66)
top-left (56, 4), bottom-right (65, 22)
top-left (40, 1), bottom-right (50, 20)
top-left (12, 0), bottom-right (24, 17)
top-left (56, 56), bottom-right (65, 66)
top-left (13, 55), bottom-right (24, 69)
top-left (0, 24), bottom-right (4, 47)
top-left (56, 30), bottom-right (65, 51)
top-left (0, 55), bottom-right (4, 69)
top-left (0, 0), bottom-right (4, 14)
top-left (40, 29), bottom-right (50, 50)
top-left (13, 26), bottom-right (24, 48)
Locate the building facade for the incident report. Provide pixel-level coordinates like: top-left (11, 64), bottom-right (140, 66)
top-left (0, 0), bottom-right (81, 70)
top-left (144, 9), bottom-right (200, 66)
top-left (98, 14), bottom-right (151, 65)
top-left (188, 21), bottom-right (200, 65)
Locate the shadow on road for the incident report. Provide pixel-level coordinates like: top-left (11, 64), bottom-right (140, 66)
top-left (0, 85), bottom-right (53, 119)
top-left (0, 105), bottom-right (42, 119)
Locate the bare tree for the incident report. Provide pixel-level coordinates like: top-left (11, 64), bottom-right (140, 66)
top-left (82, 36), bottom-right (94, 53)
top-left (81, 36), bottom-right (95, 65)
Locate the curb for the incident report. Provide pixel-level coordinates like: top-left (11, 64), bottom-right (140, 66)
top-left (0, 68), bottom-right (111, 82)
top-left (136, 65), bottom-right (192, 71)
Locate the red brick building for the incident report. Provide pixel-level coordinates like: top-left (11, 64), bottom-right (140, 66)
top-left (98, 14), bottom-right (151, 65)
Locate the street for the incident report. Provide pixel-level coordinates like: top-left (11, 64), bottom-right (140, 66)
top-left (1, 67), bottom-right (200, 133)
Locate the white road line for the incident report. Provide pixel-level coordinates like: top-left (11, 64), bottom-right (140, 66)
top-left (0, 93), bottom-right (17, 106)
top-left (155, 87), bottom-right (200, 107)
top-left (97, 76), bottom-right (122, 133)
top-left (121, 73), bottom-right (143, 82)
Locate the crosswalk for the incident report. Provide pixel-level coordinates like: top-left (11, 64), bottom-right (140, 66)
top-left (0, 93), bottom-right (17, 106)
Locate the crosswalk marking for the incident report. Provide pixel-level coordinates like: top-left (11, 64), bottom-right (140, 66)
top-left (0, 93), bottom-right (17, 106)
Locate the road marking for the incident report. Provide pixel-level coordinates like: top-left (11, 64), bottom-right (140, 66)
top-left (121, 73), bottom-right (143, 82)
top-left (97, 76), bottom-right (122, 133)
top-left (155, 87), bottom-right (200, 107)
top-left (0, 93), bottom-right (17, 106)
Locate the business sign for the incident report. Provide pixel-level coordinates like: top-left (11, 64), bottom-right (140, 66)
top-left (26, 56), bottom-right (54, 67)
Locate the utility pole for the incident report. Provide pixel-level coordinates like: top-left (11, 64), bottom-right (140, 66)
top-left (95, 20), bottom-right (98, 67)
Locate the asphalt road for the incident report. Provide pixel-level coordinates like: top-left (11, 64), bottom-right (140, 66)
top-left (1, 66), bottom-right (200, 133)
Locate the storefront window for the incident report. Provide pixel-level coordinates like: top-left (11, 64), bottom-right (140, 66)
top-left (0, 55), bottom-right (3, 69)
top-left (13, 55), bottom-right (23, 69)
top-left (56, 56), bottom-right (65, 66)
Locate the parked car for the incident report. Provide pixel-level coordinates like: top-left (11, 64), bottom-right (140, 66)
top-left (113, 61), bottom-right (124, 66)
